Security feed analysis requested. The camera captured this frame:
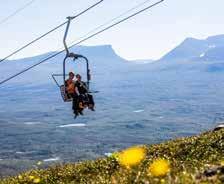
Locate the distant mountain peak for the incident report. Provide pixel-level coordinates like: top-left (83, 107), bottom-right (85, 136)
top-left (206, 34), bottom-right (224, 41)
top-left (160, 34), bottom-right (224, 62)
top-left (206, 34), bottom-right (224, 46)
top-left (183, 37), bottom-right (201, 42)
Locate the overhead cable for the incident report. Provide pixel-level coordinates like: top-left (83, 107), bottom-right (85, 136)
top-left (0, 0), bottom-right (104, 63)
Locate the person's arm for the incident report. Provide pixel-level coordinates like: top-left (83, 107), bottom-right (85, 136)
top-left (74, 82), bottom-right (80, 96)
top-left (80, 81), bottom-right (89, 93)
top-left (65, 80), bottom-right (69, 93)
top-left (65, 80), bottom-right (68, 87)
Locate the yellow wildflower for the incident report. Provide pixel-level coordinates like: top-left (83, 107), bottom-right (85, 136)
top-left (110, 152), bottom-right (119, 160)
top-left (29, 175), bottom-right (35, 180)
top-left (149, 159), bottom-right (170, 177)
top-left (37, 161), bottom-right (42, 166)
top-left (33, 177), bottom-right (41, 183)
top-left (221, 160), bottom-right (224, 166)
top-left (118, 146), bottom-right (146, 167)
top-left (18, 175), bottom-right (23, 180)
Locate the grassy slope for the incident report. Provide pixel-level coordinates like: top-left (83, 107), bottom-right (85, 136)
top-left (1, 129), bottom-right (224, 184)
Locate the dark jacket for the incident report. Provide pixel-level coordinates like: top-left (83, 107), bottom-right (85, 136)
top-left (75, 81), bottom-right (88, 94)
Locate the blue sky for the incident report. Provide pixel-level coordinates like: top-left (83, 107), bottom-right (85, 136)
top-left (0, 0), bottom-right (224, 60)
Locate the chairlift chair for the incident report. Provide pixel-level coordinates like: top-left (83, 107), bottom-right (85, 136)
top-left (52, 17), bottom-right (92, 102)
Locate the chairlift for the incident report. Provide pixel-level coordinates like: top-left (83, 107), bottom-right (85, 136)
top-left (52, 16), bottom-right (93, 102)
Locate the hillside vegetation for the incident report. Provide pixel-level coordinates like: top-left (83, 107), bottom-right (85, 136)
top-left (1, 129), bottom-right (224, 184)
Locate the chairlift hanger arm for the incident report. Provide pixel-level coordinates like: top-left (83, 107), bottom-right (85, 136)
top-left (63, 17), bottom-right (72, 56)
top-left (63, 18), bottom-right (87, 59)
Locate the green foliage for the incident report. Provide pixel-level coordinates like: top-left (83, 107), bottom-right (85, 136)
top-left (1, 130), bottom-right (224, 184)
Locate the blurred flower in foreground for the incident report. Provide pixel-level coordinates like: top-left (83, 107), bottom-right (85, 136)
top-left (149, 159), bottom-right (170, 177)
top-left (37, 161), bottom-right (42, 166)
top-left (118, 146), bottom-right (146, 168)
top-left (110, 152), bottom-right (119, 160)
top-left (29, 175), bottom-right (35, 180)
top-left (33, 177), bottom-right (41, 183)
top-left (221, 160), bottom-right (224, 166)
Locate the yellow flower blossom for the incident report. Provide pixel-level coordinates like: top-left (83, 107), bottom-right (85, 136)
top-left (221, 160), bottom-right (224, 166)
top-left (18, 175), bottom-right (23, 180)
top-left (118, 146), bottom-right (146, 167)
top-left (149, 159), bottom-right (170, 177)
top-left (37, 161), bottom-right (42, 166)
top-left (29, 175), bottom-right (35, 180)
top-left (33, 177), bottom-right (41, 183)
top-left (110, 152), bottom-right (119, 160)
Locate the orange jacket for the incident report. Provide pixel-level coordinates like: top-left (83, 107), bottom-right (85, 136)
top-left (66, 79), bottom-right (76, 94)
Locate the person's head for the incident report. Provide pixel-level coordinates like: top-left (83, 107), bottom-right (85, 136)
top-left (76, 74), bottom-right (82, 81)
top-left (69, 72), bottom-right (75, 80)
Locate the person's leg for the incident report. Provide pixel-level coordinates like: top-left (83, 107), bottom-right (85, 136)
top-left (72, 94), bottom-right (79, 117)
top-left (78, 95), bottom-right (84, 115)
top-left (82, 94), bottom-right (89, 107)
top-left (88, 94), bottom-right (94, 106)
top-left (88, 94), bottom-right (95, 111)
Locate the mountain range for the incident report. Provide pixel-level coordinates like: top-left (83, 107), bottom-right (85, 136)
top-left (1, 34), bottom-right (224, 70)
top-left (1, 34), bottom-right (224, 86)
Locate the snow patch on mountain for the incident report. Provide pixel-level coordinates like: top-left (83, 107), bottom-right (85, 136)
top-left (200, 53), bottom-right (205, 58)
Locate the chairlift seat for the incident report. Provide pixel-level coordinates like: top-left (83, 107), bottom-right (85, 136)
top-left (60, 85), bottom-right (72, 102)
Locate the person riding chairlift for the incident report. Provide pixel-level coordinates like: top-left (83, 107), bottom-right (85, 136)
top-left (75, 74), bottom-right (95, 111)
top-left (65, 72), bottom-right (83, 118)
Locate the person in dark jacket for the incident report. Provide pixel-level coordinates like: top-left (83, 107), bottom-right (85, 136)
top-left (75, 74), bottom-right (95, 111)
